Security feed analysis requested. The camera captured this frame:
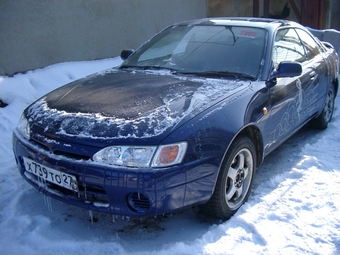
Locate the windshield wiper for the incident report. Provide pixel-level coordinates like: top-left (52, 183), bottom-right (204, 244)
top-left (175, 71), bottom-right (256, 80)
top-left (120, 65), bottom-right (178, 73)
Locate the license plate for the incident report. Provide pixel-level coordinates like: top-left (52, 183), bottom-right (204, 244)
top-left (23, 157), bottom-right (78, 192)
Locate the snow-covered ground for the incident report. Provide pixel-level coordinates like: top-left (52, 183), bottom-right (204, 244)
top-left (0, 58), bottom-right (339, 255)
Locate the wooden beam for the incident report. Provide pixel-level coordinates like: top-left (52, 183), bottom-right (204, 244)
top-left (289, 0), bottom-right (301, 22)
top-left (263, 0), bottom-right (269, 17)
top-left (253, 0), bottom-right (259, 17)
top-left (319, 0), bottom-right (323, 29)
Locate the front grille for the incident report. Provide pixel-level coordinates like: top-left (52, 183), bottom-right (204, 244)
top-left (53, 150), bottom-right (90, 161)
top-left (30, 135), bottom-right (91, 161)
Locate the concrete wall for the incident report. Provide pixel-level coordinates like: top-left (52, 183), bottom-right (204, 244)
top-left (2, 0), bottom-right (339, 76)
top-left (0, 0), bottom-right (207, 76)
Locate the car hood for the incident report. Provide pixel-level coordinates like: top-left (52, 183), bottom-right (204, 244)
top-left (26, 69), bottom-right (250, 144)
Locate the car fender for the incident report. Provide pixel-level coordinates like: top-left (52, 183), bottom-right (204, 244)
top-left (159, 83), bottom-right (268, 200)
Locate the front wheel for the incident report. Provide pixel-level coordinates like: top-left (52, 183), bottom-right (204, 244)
top-left (311, 84), bottom-right (335, 130)
top-left (200, 136), bottom-right (256, 220)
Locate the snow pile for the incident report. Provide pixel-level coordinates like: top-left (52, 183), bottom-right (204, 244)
top-left (0, 58), bottom-right (339, 255)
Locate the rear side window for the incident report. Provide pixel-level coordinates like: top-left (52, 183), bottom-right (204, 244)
top-left (272, 28), bottom-right (306, 68)
top-left (295, 28), bottom-right (321, 60)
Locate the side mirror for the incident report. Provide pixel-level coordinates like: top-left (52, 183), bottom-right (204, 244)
top-left (270, 61), bottom-right (302, 79)
top-left (120, 49), bottom-right (135, 60)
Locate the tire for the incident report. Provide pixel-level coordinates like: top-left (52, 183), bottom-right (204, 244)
top-left (312, 84), bottom-right (335, 130)
top-left (200, 136), bottom-right (256, 220)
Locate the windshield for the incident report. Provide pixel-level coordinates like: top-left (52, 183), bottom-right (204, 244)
top-left (121, 25), bottom-right (267, 79)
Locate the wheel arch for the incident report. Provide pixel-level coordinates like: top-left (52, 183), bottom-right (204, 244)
top-left (237, 125), bottom-right (264, 168)
top-left (333, 77), bottom-right (338, 97)
top-left (218, 124), bottom-right (264, 174)
top-left (201, 125), bottom-right (263, 219)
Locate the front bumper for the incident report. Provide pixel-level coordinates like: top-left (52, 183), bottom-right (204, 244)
top-left (12, 129), bottom-right (217, 217)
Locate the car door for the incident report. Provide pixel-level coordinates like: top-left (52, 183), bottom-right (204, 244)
top-left (264, 28), bottom-right (317, 153)
top-left (294, 28), bottom-right (329, 113)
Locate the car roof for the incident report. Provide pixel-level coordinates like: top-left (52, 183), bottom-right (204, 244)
top-left (174, 17), bottom-right (301, 31)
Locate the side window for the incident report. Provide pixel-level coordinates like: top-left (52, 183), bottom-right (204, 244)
top-left (295, 29), bottom-right (321, 60)
top-left (272, 28), bottom-right (306, 68)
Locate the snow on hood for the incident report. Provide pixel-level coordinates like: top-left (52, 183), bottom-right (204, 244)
top-left (26, 69), bottom-right (250, 141)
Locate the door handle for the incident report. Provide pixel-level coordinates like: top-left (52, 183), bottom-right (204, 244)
top-left (309, 71), bottom-right (316, 80)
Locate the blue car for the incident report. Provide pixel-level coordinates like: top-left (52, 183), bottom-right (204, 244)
top-left (13, 17), bottom-right (338, 220)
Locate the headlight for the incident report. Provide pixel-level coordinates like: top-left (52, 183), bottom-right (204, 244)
top-left (18, 114), bottom-right (30, 140)
top-left (93, 146), bottom-right (157, 167)
top-left (93, 142), bottom-right (187, 168)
